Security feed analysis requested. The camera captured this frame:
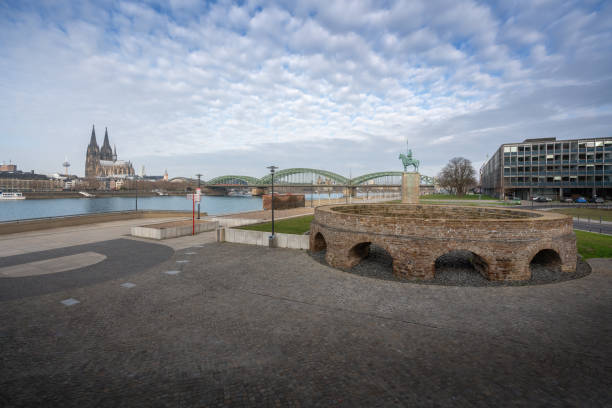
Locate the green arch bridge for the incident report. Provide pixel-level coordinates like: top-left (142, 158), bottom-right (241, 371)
top-left (173, 169), bottom-right (435, 186)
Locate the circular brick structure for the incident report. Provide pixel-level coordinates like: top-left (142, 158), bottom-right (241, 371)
top-left (310, 204), bottom-right (577, 281)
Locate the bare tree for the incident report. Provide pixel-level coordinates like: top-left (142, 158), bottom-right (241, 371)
top-left (437, 157), bottom-right (477, 196)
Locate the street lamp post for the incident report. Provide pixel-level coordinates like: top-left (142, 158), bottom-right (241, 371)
top-left (195, 173), bottom-right (202, 219)
top-left (135, 178), bottom-right (138, 211)
top-left (267, 165), bottom-right (278, 247)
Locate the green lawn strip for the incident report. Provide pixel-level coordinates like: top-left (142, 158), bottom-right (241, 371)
top-left (421, 194), bottom-right (498, 200)
top-left (238, 215), bottom-right (313, 234)
top-left (575, 230), bottom-right (612, 259)
top-left (551, 208), bottom-right (612, 222)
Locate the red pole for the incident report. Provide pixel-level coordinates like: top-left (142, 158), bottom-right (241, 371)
top-left (192, 196), bottom-right (195, 235)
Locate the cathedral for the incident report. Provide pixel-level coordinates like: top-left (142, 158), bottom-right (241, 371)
top-left (85, 125), bottom-right (135, 178)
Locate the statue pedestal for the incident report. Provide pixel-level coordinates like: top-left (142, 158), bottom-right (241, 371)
top-left (402, 172), bottom-right (420, 204)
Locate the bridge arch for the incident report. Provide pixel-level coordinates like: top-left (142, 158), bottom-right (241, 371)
top-left (351, 172), bottom-right (403, 185)
top-left (351, 172), bottom-right (435, 185)
top-left (259, 168), bottom-right (348, 185)
top-left (207, 175), bottom-right (261, 185)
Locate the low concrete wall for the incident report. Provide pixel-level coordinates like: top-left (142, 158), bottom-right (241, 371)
top-left (131, 220), bottom-right (218, 240)
top-left (222, 228), bottom-right (309, 250)
top-left (208, 217), bottom-right (262, 228)
top-left (0, 211), bottom-right (197, 235)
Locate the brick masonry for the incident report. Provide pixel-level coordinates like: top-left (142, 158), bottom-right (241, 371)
top-left (262, 194), bottom-right (305, 210)
top-left (310, 204), bottom-right (577, 281)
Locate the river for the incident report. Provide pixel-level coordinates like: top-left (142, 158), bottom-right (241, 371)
top-left (0, 193), bottom-right (355, 222)
top-left (0, 196), bottom-right (264, 222)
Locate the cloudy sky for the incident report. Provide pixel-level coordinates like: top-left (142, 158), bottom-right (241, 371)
top-left (1, 0), bottom-right (611, 180)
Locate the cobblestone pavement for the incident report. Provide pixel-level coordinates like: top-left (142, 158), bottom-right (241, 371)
top-left (0, 239), bottom-right (173, 301)
top-left (1, 242), bottom-right (611, 407)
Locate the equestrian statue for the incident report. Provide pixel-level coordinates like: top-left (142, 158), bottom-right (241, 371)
top-left (399, 141), bottom-right (419, 172)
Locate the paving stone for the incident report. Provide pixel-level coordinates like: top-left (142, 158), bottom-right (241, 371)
top-left (0, 239), bottom-right (173, 301)
top-left (60, 298), bottom-right (79, 306)
top-left (1, 242), bottom-right (610, 407)
top-left (120, 282), bottom-right (136, 288)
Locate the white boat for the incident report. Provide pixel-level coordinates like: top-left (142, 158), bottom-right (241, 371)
top-left (0, 192), bottom-right (26, 200)
top-left (227, 189), bottom-right (252, 197)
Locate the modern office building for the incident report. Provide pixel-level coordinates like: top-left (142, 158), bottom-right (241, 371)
top-left (480, 137), bottom-right (612, 200)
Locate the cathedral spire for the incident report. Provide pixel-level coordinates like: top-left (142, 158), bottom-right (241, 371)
top-left (89, 125), bottom-right (98, 147)
top-left (100, 127), bottom-right (113, 160)
top-left (103, 127), bottom-right (110, 145)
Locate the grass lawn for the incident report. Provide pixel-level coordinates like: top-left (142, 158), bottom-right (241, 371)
top-left (238, 215), bottom-right (313, 234)
top-left (421, 194), bottom-right (498, 200)
top-left (551, 208), bottom-right (612, 222)
top-left (575, 230), bottom-right (612, 259)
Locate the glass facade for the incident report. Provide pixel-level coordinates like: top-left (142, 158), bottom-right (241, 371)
top-left (481, 138), bottom-right (612, 199)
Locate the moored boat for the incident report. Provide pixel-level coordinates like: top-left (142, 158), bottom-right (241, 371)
top-left (0, 191), bottom-right (26, 200)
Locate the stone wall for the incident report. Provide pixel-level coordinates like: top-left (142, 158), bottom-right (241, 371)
top-left (0, 210), bottom-right (196, 235)
top-left (310, 204), bottom-right (576, 281)
top-left (263, 194), bottom-right (305, 210)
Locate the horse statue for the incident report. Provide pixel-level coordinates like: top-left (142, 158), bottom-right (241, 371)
top-left (399, 149), bottom-right (419, 173)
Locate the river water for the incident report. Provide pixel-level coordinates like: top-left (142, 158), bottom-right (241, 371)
top-left (0, 193), bottom-right (354, 222)
top-left (0, 196), bottom-right (264, 222)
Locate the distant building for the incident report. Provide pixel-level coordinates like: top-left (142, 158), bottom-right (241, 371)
top-left (0, 163), bottom-right (17, 172)
top-left (481, 137), bottom-right (612, 200)
top-left (85, 125), bottom-right (135, 178)
top-left (0, 163), bottom-right (61, 191)
top-left (0, 163), bottom-right (47, 180)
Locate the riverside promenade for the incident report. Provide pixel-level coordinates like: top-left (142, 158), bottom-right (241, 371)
top-left (0, 209), bottom-right (611, 407)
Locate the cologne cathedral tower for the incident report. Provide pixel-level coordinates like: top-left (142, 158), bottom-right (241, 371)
top-left (85, 125), bottom-right (135, 178)
top-left (100, 127), bottom-right (114, 161)
top-left (85, 125), bottom-right (101, 178)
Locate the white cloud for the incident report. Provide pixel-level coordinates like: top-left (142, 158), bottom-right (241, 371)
top-left (0, 0), bottom-right (610, 179)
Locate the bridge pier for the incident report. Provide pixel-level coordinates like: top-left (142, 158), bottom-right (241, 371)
top-left (343, 186), bottom-right (357, 198)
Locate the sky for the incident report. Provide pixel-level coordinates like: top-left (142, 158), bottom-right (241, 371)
top-left (1, 0), bottom-right (611, 180)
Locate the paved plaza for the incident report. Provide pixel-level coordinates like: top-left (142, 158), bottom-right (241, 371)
top-left (0, 221), bottom-right (611, 407)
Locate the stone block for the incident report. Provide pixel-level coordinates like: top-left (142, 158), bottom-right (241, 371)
top-left (401, 172), bottom-right (420, 204)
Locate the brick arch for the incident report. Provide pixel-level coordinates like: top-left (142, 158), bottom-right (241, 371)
top-left (431, 248), bottom-right (492, 279)
top-left (312, 232), bottom-right (327, 252)
top-left (345, 239), bottom-right (403, 272)
top-left (522, 242), bottom-right (575, 276)
top-left (525, 244), bottom-right (563, 265)
top-left (530, 249), bottom-right (562, 266)
top-left (345, 241), bottom-right (372, 268)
